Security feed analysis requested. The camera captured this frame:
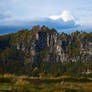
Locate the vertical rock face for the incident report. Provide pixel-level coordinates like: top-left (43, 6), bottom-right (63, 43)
top-left (35, 31), bottom-right (48, 52)
top-left (14, 29), bottom-right (92, 63)
top-left (55, 33), bottom-right (69, 62)
top-left (17, 41), bottom-right (25, 52)
top-left (35, 31), bottom-right (57, 52)
top-left (27, 29), bottom-right (58, 62)
top-left (47, 32), bottom-right (57, 47)
top-left (1, 26), bottom-right (92, 63)
top-left (80, 41), bottom-right (92, 61)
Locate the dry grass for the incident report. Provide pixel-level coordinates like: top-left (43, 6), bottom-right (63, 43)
top-left (3, 74), bottom-right (16, 79)
top-left (15, 79), bottom-right (30, 86)
top-left (0, 74), bottom-right (92, 92)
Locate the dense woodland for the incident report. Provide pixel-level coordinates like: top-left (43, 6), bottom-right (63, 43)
top-left (0, 25), bottom-right (92, 77)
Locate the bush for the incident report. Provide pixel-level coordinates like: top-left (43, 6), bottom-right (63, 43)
top-left (32, 67), bottom-right (40, 77)
top-left (15, 79), bottom-right (30, 86)
top-left (0, 74), bottom-right (16, 83)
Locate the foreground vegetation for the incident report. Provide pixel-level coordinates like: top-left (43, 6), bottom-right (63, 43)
top-left (0, 74), bottom-right (92, 92)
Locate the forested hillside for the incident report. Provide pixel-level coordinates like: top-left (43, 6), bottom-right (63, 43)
top-left (0, 25), bottom-right (92, 76)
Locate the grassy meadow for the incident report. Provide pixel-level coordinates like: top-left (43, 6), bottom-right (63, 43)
top-left (0, 74), bottom-right (92, 92)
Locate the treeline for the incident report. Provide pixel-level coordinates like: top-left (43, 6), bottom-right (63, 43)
top-left (0, 56), bottom-right (92, 77)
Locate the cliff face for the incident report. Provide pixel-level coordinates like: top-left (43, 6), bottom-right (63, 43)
top-left (33, 29), bottom-right (58, 62)
top-left (80, 40), bottom-right (92, 61)
top-left (0, 26), bottom-right (92, 63)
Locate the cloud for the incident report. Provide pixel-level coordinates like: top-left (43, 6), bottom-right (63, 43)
top-left (29, 18), bottom-right (76, 30)
top-left (0, 10), bottom-right (88, 35)
top-left (0, 10), bottom-right (76, 28)
top-left (49, 10), bottom-right (74, 22)
top-left (0, 16), bottom-right (91, 35)
top-left (0, 10), bottom-right (79, 34)
top-left (0, 10), bottom-right (15, 20)
top-left (0, 10), bottom-right (18, 26)
top-left (0, 17), bottom-right (79, 35)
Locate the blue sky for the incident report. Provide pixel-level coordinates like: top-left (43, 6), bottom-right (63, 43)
top-left (0, 0), bottom-right (92, 34)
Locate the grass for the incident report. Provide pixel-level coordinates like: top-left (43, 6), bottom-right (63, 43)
top-left (0, 74), bottom-right (92, 92)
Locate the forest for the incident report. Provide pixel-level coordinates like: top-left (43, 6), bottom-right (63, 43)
top-left (0, 25), bottom-right (92, 77)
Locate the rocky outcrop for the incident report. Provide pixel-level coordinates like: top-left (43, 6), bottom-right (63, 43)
top-left (0, 26), bottom-right (92, 63)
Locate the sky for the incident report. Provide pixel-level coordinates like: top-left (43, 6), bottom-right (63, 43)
top-left (0, 0), bottom-right (92, 34)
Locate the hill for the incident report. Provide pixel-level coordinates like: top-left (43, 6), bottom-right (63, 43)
top-left (0, 25), bottom-right (92, 76)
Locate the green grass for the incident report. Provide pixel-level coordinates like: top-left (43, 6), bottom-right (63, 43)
top-left (0, 74), bottom-right (92, 92)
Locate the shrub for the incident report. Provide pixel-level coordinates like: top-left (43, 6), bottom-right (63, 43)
top-left (15, 79), bottom-right (30, 86)
top-left (0, 74), bottom-right (16, 83)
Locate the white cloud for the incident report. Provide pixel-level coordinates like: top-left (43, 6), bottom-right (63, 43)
top-left (0, 10), bottom-right (18, 26)
top-left (0, 10), bottom-right (15, 20)
top-left (49, 15), bottom-right (61, 20)
top-left (49, 10), bottom-right (74, 22)
top-left (61, 10), bottom-right (74, 22)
